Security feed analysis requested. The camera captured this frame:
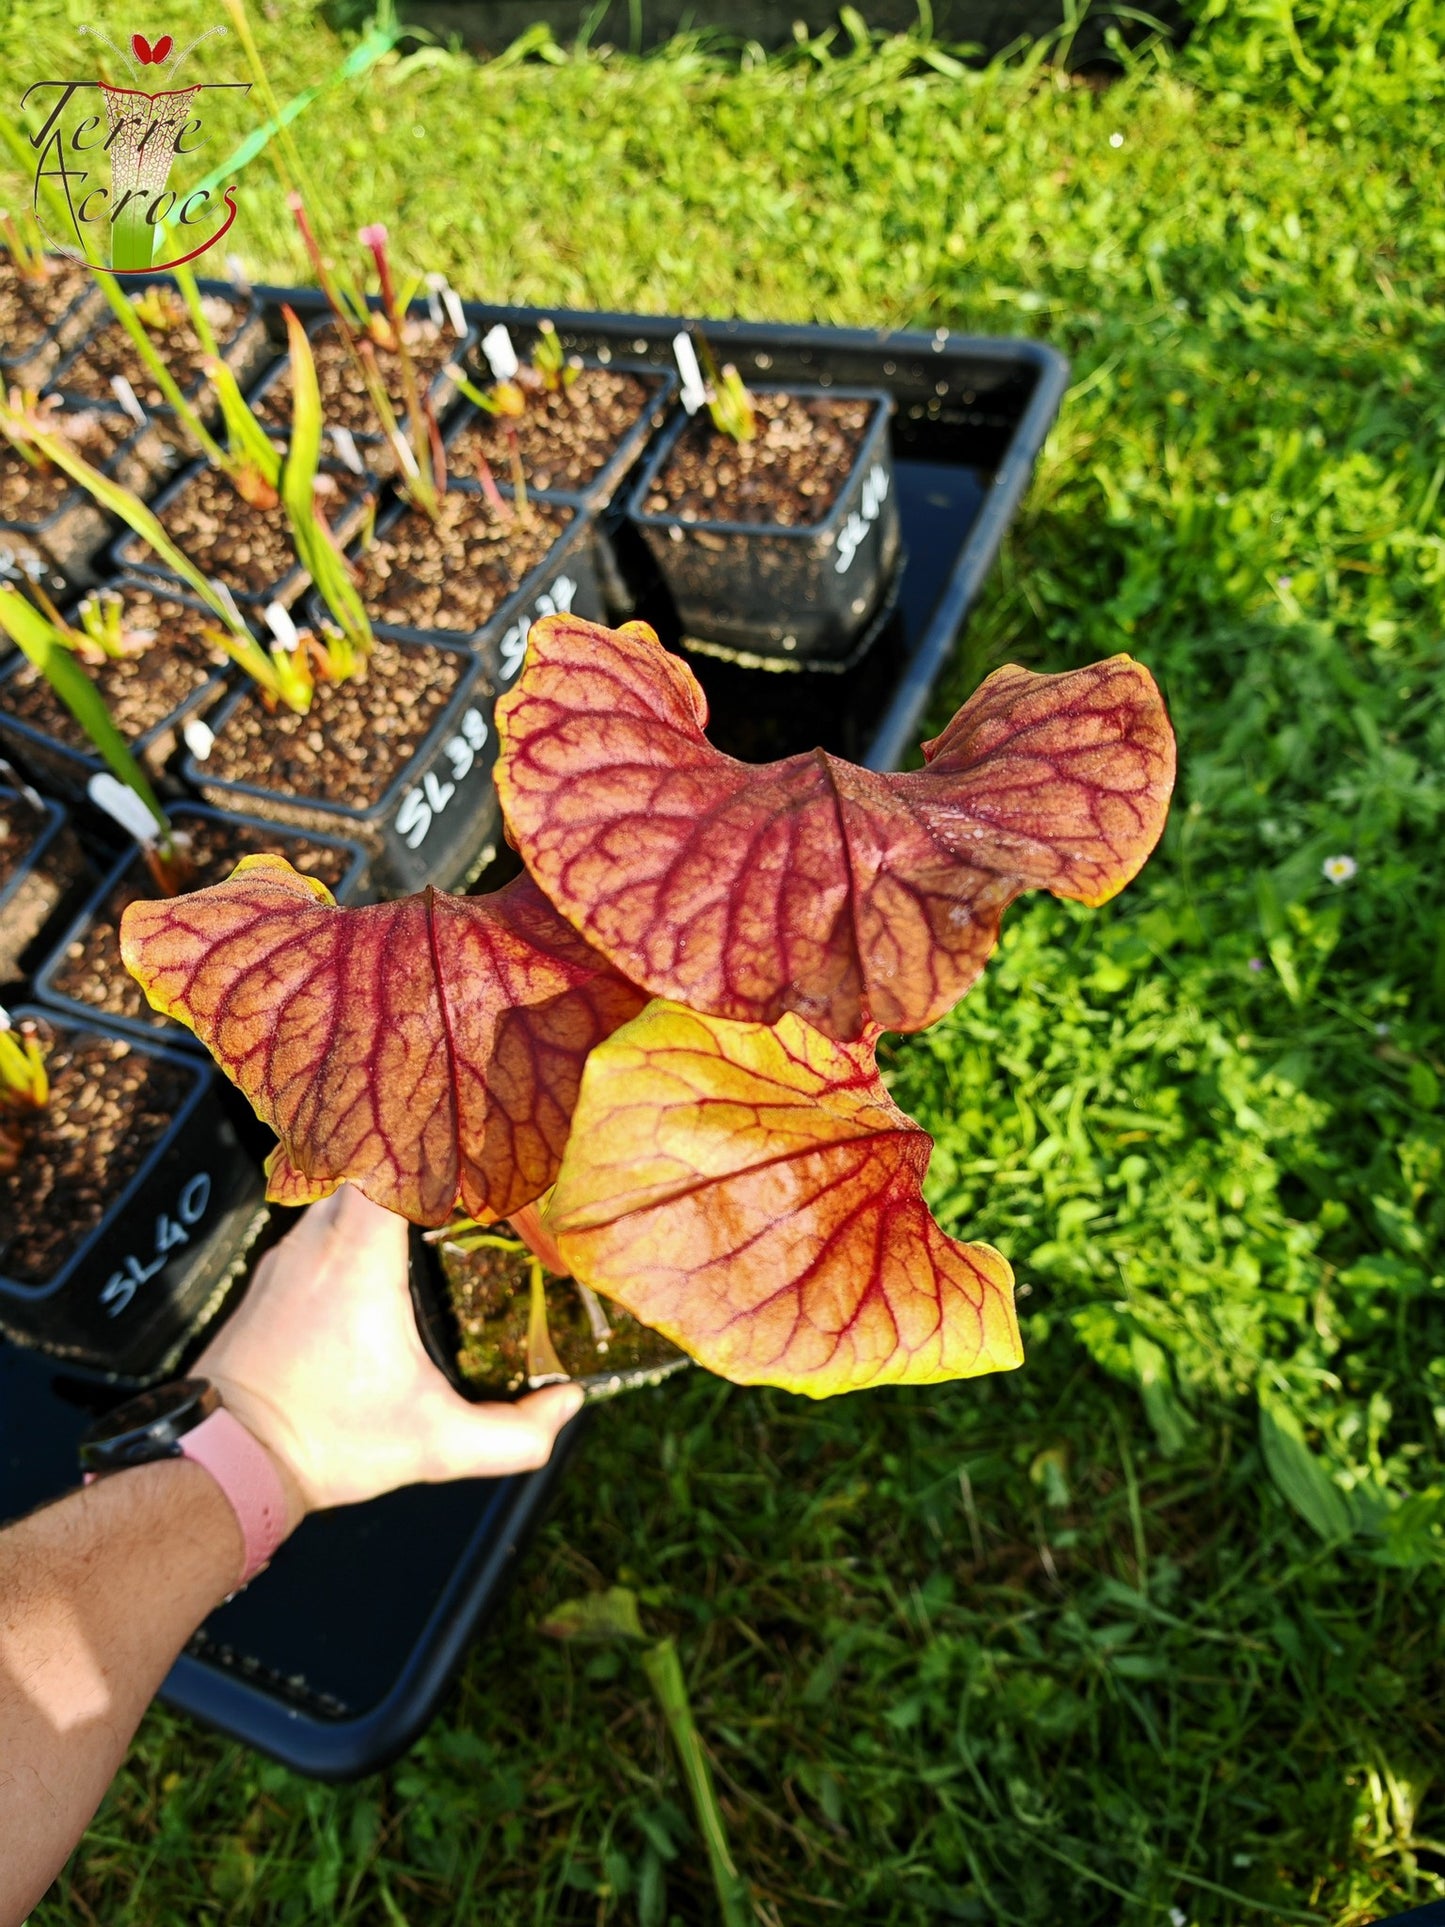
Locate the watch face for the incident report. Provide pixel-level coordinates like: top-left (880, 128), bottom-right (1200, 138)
top-left (78, 1377), bottom-right (219, 1474)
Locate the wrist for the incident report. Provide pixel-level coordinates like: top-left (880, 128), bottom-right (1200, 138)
top-left (198, 1373), bottom-right (309, 1539)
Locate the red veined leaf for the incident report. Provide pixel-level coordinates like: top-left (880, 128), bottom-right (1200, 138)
top-left (119, 854), bottom-right (646, 1224)
top-left (545, 1000), bottom-right (1022, 1397)
top-left (496, 617), bottom-right (1176, 1043)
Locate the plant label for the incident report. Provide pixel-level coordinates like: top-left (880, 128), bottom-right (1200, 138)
top-left (88, 771), bottom-right (161, 846)
top-left (394, 706), bottom-right (491, 850)
top-left (673, 333), bottom-right (707, 415)
top-left (99, 1172), bottom-right (213, 1317)
top-left (498, 573), bottom-right (579, 686)
top-left (482, 325), bottom-right (520, 382)
top-left (110, 374), bottom-right (147, 427)
top-left (834, 463), bottom-right (891, 575)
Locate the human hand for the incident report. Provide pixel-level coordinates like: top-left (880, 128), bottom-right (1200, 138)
top-left (196, 1185), bottom-right (583, 1535)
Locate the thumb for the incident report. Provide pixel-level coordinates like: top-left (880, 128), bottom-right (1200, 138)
top-left (426, 1382), bottom-right (585, 1482)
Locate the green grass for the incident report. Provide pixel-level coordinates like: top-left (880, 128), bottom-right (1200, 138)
top-left (6, 0), bottom-right (1445, 1919)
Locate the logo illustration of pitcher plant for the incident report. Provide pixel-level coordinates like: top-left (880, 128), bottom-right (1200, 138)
top-left (38, 24), bottom-right (226, 272)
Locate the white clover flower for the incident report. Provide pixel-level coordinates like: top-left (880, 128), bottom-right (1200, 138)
top-left (1322, 854), bottom-right (1357, 884)
top-left (1109, 131), bottom-right (1125, 147)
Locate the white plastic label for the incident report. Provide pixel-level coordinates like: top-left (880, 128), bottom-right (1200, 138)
top-left (329, 424), bottom-right (364, 475)
top-left (482, 325), bottom-right (520, 382)
top-left (88, 773), bottom-right (162, 846)
top-left (110, 374), bottom-right (146, 427)
top-left (443, 287), bottom-right (467, 339)
top-left (183, 717), bottom-right (214, 761)
top-left (225, 253), bottom-right (252, 298)
top-left (264, 601), bottom-right (299, 651)
top-left (424, 272), bottom-right (445, 328)
top-left (673, 333), bottom-right (707, 415)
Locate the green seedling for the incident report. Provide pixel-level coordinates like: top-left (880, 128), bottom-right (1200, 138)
top-left (279, 305), bottom-right (373, 660)
top-left (0, 392), bottom-right (343, 719)
top-left (447, 317), bottom-right (579, 423)
top-left (0, 1008), bottom-right (49, 1178)
top-left (539, 1587), bottom-right (753, 1927)
top-left (0, 585), bottom-right (191, 893)
top-left (709, 363), bottom-right (757, 444)
top-left (1, 208), bottom-right (54, 286)
top-left (429, 1214), bottom-right (570, 1386)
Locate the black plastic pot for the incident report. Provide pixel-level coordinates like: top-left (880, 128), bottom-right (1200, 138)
top-left (0, 579), bottom-right (235, 806)
top-left (31, 804), bottom-right (372, 1047)
top-left (322, 476), bottom-right (606, 682)
top-left (48, 278), bottom-right (273, 420)
top-left (182, 638), bottom-right (501, 896)
top-left (626, 384), bottom-right (901, 664)
top-left (0, 258), bottom-right (103, 386)
top-left (0, 401), bottom-right (189, 588)
top-left (110, 457), bottom-right (379, 610)
top-left (0, 1007), bottom-right (267, 1379)
top-left (249, 304), bottom-right (479, 455)
top-left (449, 349), bottom-right (678, 509)
top-left (0, 789), bottom-right (86, 984)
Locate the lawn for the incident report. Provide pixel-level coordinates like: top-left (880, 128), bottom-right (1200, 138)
top-left (6, 0), bottom-right (1445, 1920)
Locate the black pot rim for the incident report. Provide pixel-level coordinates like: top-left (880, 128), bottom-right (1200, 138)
top-left (625, 383), bottom-right (895, 541)
top-left (0, 1005), bottom-right (212, 1304)
top-left (0, 787), bottom-right (69, 924)
top-left (180, 632), bottom-right (489, 828)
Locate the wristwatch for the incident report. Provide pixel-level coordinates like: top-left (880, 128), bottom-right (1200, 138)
top-left (78, 1377), bottom-right (289, 1589)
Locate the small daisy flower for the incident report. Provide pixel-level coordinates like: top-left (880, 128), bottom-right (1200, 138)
top-left (1109, 131), bottom-right (1124, 147)
top-left (1170, 1911), bottom-right (1188, 1927)
top-left (1322, 854), bottom-right (1357, 884)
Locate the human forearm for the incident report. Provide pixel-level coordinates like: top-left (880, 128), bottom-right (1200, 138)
top-left (0, 1461), bottom-right (247, 1925)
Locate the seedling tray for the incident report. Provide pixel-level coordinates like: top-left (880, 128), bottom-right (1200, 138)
top-left (0, 300), bottom-right (1064, 1779)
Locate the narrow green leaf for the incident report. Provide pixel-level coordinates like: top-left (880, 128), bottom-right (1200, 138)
top-left (281, 307), bottom-right (372, 653)
top-left (641, 1638), bottom-right (752, 1927)
top-left (89, 272), bottom-right (229, 469)
top-left (4, 421), bottom-right (250, 646)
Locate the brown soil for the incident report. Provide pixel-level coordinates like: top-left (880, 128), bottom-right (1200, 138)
top-left (57, 293), bottom-right (243, 409)
top-left (203, 636), bottom-right (465, 807)
top-left (0, 256), bottom-right (93, 362)
top-left (354, 493), bottom-right (570, 635)
top-left (50, 813), bottom-right (356, 1031)
top-left (440, 1233), bottom-right (686, 1394)
top-left (0, 1032), bottom-right (190, 1284)
top-left (449, 369), bottom-right (661, 495)
top-left (256, 317), bottom-right (459, 435)
top-left (0, 406), bottom-right (130, 525)
top-left (122, 464), bottom-right (371, 600)
top-left (0, 797), bottom-right (41, 896)
top-left (645, 392), bottom-right (874, 527)
top-left (2, 588), bottom-right (225, 751)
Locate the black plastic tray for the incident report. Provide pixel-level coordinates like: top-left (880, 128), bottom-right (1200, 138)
top-left (0, 299), bottom-right (1065, 1780)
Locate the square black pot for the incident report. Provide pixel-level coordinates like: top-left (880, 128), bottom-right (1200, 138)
top-left (323, 475), bottom-right (606, 687)
top-left (625, 384), bottom-right (901, 664)
top-left (0, 789), bottom-right (87, 984)
top-left (0, 1007), bottom-right (267, 1380)
top-left (0, 578), bottom-right (235, 806)
top-left (249, 304), bottom-right (479, 457)
top-left (448, 347), bottom-right (677, 508)
top-left (0, 257), bottom-right (103, 385)
top-left (47, 277), bottom-right (274, 421)
top-left (109, 456), bottom-right (379, 609)
top-left (31, 803), bottom-right (372, 1047)
top-left (181, 637), bottom-right (502, 896)
top-left (0, 401), bottom-right (189, 588)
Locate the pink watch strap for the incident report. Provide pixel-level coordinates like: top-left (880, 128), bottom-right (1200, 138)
top-left (181, 1407), bottom-right (289, 1588)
